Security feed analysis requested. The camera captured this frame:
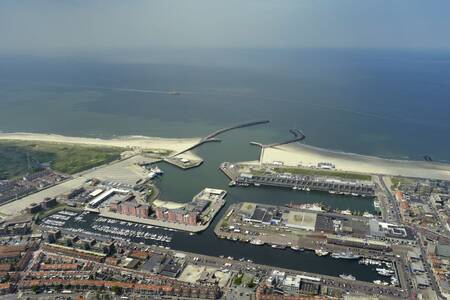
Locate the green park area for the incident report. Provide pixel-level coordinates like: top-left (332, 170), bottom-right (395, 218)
top-left (0, 140), bottom-right (123, 179)
top-left (273, 166), bottom-right (372, 181)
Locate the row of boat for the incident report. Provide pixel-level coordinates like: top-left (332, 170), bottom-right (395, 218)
top-left (58, 210), bottom-right (78, 216)
top-left (359, 258), bottom-right (393, 269)
top-left (74, 211), bottom-right (90, 222)
top-left (374, 276), bottom-right (398, 286)
top-left (316, 249), bottom-right (361, 259)
top-left (339, 274), bottom-right (398, 286)
top-left (49, 214), bottom-right (71, 221)
top-left (249, 241), bottom-right (361, 260)
top-left (94, 216), bottom-right (178, 232)
top-left (42, 213), bottom-right (74, 227)
top-left (328, 190), bottom-right (362, 197)
top-left (292, 186), bottom-right (311, 192)
top-left (91, 224), bottom-right (172, 243)
top-left (331, 252), bottom-right (361, 260)
top-left (249, 241), bottom-right (362, 260)
top-left (43, 219), bottom-right (65, 227)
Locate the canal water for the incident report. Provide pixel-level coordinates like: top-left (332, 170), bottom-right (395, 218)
top-left (59, 127), bottom-right (385, 283)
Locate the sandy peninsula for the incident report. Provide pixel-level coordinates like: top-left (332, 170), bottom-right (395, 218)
top-left (261, 143), bottom-right (450, 180)
top-left (0, 132), bottom-right (201, 155)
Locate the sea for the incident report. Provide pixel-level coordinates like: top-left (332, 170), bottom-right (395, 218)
top-left (1, 48), bottom-right (450, 282)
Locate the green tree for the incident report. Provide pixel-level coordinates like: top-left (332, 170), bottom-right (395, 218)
top-left (32, 285), bottom-right (40, 294)
top-left (111, 286), bottom-right (122, 295)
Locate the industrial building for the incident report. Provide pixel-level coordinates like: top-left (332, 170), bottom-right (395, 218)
top-left (284, 210), bottom-right (317, 231)
top-left (88, 188), bottom-right (130, 208)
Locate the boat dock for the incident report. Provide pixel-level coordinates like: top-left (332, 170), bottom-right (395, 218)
top-left (219, 162), bottom-right (241, 180)
top-left (163, 156), bottom-right (203, 170)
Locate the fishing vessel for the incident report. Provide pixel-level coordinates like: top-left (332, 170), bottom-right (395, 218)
top-left (331, 252), bottom-right (361, 260)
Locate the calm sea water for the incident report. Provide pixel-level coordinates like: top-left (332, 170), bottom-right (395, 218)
top-left (1, 49), bottom-right (449, 161)
top-left (1, 49), bottom-right (449, 281)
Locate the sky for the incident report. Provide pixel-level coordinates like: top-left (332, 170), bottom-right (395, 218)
top-left (1, 0), bottom-right (450, 56)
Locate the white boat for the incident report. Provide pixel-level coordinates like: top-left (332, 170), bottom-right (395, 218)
top-left (331, 252), bottom-right (361, 260)
top-left (150, 166), bottom-right (164, 174)
top-left (339, 274), bottom-right (356, 281)
top-left (271, 244), bottom-right (286, 249)
top-left (391, 277), bottom-right (398, 285)
top-left (250, 239), bottom-right (264, 245)
top-left (315, 249), bottom-right (329, 256)
top-left (376, 268), bottom-right (394, 276)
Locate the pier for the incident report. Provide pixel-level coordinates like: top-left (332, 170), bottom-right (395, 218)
top-left (171, 120), bottom-right (270, 157)
top-left (253, 128), bottom-right (306, 148)
top-left (234, 173), bottom-right (375, 197)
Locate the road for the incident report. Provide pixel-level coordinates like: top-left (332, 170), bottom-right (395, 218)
top-left (416, 227), bottom-right (446, 299)
top-left (377, 176), bottom-right (401, 223)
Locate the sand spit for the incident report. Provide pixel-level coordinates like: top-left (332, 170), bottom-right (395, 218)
top-left (0, 132), bottom-right (201, 154)
top-left (261, 143), bottom-right (450, 180)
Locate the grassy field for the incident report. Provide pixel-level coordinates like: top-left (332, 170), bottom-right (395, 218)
top-left (143, 149), bottom-right (173, 156)
top-left (0, 140), bottom-right (123, 179)
top-left (273, 166), bottom-right (372, 181)
top-left (390, 176), bottom-right (416, 189)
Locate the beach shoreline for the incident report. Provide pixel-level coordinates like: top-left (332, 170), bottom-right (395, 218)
top-left (0, 132), bottom-right (201, 154)
top-left (260, 143), bottom-right (450, 180)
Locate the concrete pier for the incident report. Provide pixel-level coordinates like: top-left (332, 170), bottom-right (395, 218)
top-left (172, 120), bottom-right (270, 157)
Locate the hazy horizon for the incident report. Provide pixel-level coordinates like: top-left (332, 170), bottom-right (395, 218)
top-left (2, 0), bottom-right (450, 59)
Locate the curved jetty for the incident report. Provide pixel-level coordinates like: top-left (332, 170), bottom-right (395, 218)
top-left (251, 128), bottom-right (305, 149)
top-left (172, 120), bottom-right (270, 156)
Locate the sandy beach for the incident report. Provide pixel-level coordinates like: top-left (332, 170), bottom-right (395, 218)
top-left (261, 144), bottom-right (450, 180)
top-left (0, 132), bottom-right (201, 154)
